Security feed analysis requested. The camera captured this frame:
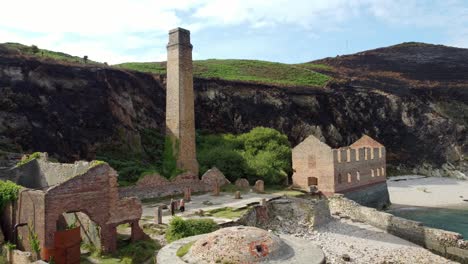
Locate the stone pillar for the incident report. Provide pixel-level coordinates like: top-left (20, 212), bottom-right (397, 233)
top-left (184, 187), bottom-right (192, 202)
top-left (212, 181), bottom-right (220, 196)
top-left (254, 180), bottom-right (264, 193)
top-left (166, 27), bottom-right (199, 175)
top-left (235, 191), bottom-right (242, 199)
top-left (155, 206), bottom-right (163, 224)
top-left (260, 198), bottom-right (267, 206)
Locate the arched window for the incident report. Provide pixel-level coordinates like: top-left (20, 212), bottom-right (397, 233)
top-left (371, 169), bottom-right (375, 177)
top-left (381, 167), bottom-right (385, 176)
top-left (338, 173), bottom-right (342, 184)
top-left (346, 149), bottom-right (351, 162)
top-left (377, 168), bottom-right (380, 176)
top-left (347, 173), bottom-right (352, 183)
top-left (364, 148), bottom-right (368, 160)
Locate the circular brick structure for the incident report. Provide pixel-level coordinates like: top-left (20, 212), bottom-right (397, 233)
top-left (188, 226), bottom-right (287, 263)
top-left (157, 226), bottom-right (325, 264)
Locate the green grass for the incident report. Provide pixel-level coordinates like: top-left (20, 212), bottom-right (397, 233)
top-left (206, 207), bottom-right (249, 219)
top-left (264, 186), bottom-right (305, 197)
top-left (115, 62), bottom-right (166, 75)
top-left (81, 239), bottom-right (159, 264)
top-left (1, 42), bottom-right (102, 65)
top-left (294, 63), bottom-right (334, 71)
top-left (116, 59), bottom-right (331, 87)
top-left (176, 241), bottom-right (195, 257)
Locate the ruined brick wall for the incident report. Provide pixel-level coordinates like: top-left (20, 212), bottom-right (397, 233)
top-left (119, 172), bottom-right (210, 200)
top-left (333, 145), bottom-right (386, 193)
top-left (329, 195), bottom-right (468, 263)
top-left (292, 136), bottom-right (335, 192)
top-left (0, 189), bottom-right (46, 253)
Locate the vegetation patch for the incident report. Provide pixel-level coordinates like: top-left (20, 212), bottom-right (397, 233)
top-left (0, 180), bottom-right (21, 210)
top-left (166, 217), bottom-right (219, 242)
top-left (197, 127), bottom-right (291, 185)
top-left (264, 186), bottom-right (305, 197)
top-left (116, 59), bottom-right (331, 87)
top-left (206, 207), bottom-right (249, 219)
top-left (16, 152), bottom-right (41, 167)
top-left (95, 128), bottom-right (164, 186)
top-left (176, 241), bottom-right (195, 257)
top-left (81, 239), bottom-right (159, 264)
top-left (1, 43), bottom-right (103, 65)
top-left (295, 63), bottom-right (334, 71)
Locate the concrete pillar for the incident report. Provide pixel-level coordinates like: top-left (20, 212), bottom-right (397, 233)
top-left (155, 206), bottom-right (163, 224)
top-left (166, 27), bottom-right (199, 175)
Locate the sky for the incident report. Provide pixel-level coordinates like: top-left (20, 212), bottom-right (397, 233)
top-left (0, 0), bottom-right (467, 64)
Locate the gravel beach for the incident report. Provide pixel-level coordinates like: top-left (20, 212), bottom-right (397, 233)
top-left (294, 218), bottom-right (456, 264)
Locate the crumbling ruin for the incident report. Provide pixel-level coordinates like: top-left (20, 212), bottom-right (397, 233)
top-left (1, 153), bottom-right (146, 263)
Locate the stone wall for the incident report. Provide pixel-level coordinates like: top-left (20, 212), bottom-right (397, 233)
top-left (2, 153), bottom-right (92, 189)
top-left (329, 195), bottom-right (468, 263)
top-left (119, 172), bottom-right (210, 200)
top-left (341, 181), bottom-right (390, 209)
top-left (238, 197), bottom-right (331, 231)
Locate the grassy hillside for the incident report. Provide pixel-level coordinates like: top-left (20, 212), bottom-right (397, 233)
top-left (0, 42), bottom-right (101, 65)
top-left (1, 42), bottom-right (331, 87)
top-left (116, 59), bottom-right (331, 87)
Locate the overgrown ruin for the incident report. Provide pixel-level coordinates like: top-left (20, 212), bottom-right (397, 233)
top-left (1, 153), bottom-right (146, 263)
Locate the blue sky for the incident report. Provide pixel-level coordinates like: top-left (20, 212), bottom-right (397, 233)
top-left (0, 0), bottom-right (467, 64)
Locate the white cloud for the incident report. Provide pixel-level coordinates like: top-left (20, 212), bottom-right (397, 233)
top-left (0, 0), bottom-right (467, 63)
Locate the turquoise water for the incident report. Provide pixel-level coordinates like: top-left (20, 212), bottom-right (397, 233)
top-left (389, 206), bottom-right (468, 238)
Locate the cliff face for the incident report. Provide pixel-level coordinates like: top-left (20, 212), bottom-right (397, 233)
top-left (0, 43), bottom-right (467, 176)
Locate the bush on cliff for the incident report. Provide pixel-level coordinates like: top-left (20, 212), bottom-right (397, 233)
top-left (0, 180), bottom-right (21, 210)
top-left (165, 217), bottom-right (219, 242)
top-left (197, 127), bottom-right (291, 185)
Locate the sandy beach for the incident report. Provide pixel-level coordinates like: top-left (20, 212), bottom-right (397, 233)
top-left (387, 175), bottom-right (468, 208)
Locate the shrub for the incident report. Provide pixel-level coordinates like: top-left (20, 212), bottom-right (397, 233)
top-left (0, 180), bottom-right (21, 210)
top-left (165, 217), bottom-right (218, 242)
top-left (16, 152), bottom-right (41, 167)
top-left (161, 137), bottom-right (184, 179)
top-left (197, 127), bottom-right (291, 185)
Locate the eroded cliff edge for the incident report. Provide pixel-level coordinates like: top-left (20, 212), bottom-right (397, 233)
top-left (0, 43), bottom-right (466, 177)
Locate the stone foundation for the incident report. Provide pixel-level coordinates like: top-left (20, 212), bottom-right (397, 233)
top-left (329, 195), bottom-right (468, 263)
top-left (339, 181), bottom-right (390, 209)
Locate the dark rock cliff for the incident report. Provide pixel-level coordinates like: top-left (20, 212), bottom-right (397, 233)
top-left (0, 43), bottom-right (467, 177)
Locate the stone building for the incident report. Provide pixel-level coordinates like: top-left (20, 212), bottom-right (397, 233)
top-left (166, 27), bottom-right (199, 175)
top-left (292, 135), bottom-right (390, 208)
top-left (1, 153), bottom-right (145, 262)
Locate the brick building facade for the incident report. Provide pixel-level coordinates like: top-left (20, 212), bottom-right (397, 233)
top-left (292, 135), bottom-right (390, 208)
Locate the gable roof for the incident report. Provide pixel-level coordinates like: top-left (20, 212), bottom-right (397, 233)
top-left (350, 135), bottom-right (384, 148)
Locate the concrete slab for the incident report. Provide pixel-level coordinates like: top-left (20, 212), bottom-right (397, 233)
top-left (142, 192), bottom-right (282, 224)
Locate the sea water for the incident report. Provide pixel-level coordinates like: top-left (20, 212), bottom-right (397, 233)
top-left (389, 206), bottom-right (468, 238)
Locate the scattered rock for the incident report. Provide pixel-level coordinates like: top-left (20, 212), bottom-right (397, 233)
top-left (342, 254), bottom-right (351, 262)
